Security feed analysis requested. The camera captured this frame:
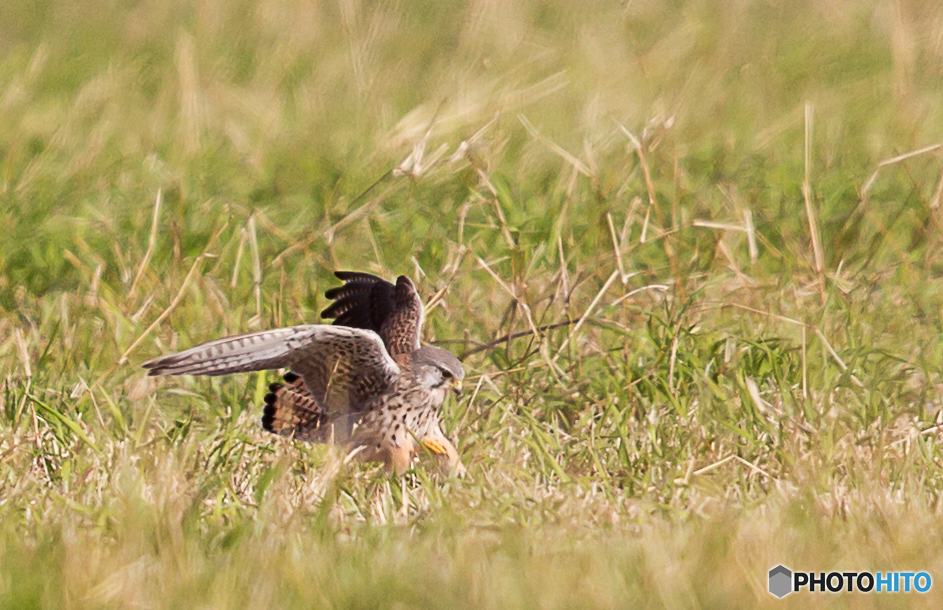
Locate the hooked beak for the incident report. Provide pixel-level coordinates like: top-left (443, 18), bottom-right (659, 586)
top-left (451, 379), bottom-right (463, 395)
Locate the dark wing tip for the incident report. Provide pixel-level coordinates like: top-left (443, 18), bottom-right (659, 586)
top-left (322, 272), bottom-right (385, 321)
top-left (334, 270), bottom-right (383, 282)
top-left (142, 353), bottom-right (184, 376)
top-left (324, 285), bottom-right (365, 300)
top-left (319, 304), bottom-right (341, 320)
top-left (143, 359), bottom-right (168, 376)
top-left (261, 403), bottom-right (277, 433)
top-left (321, 271), bottom-right (399, 332)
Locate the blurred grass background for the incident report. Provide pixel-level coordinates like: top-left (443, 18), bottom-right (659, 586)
top-left (3, 0), bottom-right (943, 607)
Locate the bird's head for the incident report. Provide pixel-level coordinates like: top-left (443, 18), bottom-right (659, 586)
top-left (409, 346), bottom-right (465, 397)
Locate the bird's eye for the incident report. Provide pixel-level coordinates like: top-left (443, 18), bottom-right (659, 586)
top-left (441, 369), bottom-right (453, 379)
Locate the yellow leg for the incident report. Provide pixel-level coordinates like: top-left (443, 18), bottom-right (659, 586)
top-left (422, 434), bottom-right (465, 477)
top-left (421, 439), bottom-right (448, 455)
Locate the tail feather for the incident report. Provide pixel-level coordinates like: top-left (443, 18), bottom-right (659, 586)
top-left (261, 372), bottom-right (328, 440)
top-left (258, 372), bottom-right (359, 443)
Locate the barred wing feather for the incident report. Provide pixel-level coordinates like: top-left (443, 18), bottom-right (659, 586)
top-left (143, 325), bottom-right (401, 414)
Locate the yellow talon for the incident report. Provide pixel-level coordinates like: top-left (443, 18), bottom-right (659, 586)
top-left (422, 439), bottom-right (448, 455)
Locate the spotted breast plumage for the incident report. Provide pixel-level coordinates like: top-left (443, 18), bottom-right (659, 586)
top-left (143, 271), bottom-right (465, 475)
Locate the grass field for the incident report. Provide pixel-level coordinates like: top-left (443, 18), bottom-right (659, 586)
top-left (3, 0), bottom-right (943, 607)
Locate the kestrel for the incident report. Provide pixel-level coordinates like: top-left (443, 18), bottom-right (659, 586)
top-left (143, 271), bottom-right (465, 475)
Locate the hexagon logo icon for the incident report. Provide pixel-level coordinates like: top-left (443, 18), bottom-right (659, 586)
top-left (768, 565), bottom-right (793, 598)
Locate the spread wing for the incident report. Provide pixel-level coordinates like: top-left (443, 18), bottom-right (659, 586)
top-left (142, 325), bottom-right (400, 416)
top-left (320, 271), bottom-right (423, 357)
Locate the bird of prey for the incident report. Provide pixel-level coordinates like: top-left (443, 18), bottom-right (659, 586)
top-left (143, 271), bottom-right (465, 475)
